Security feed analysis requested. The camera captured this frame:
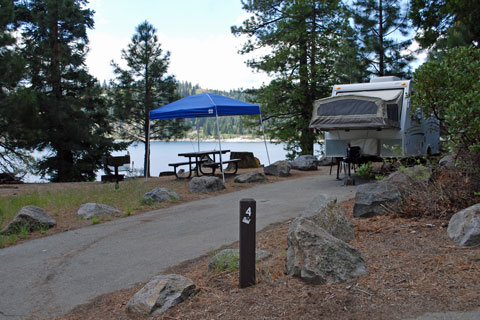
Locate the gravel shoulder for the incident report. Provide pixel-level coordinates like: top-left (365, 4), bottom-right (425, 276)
top-left (55, 200), bottom-right (480, 320)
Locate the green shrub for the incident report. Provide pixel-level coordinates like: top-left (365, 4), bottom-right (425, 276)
top-left (209, 250), bottom-right (240, 272)
top-left (357, 162), bottom-right (374, 179)
top-left (412, 46), bottom-right (480, 153)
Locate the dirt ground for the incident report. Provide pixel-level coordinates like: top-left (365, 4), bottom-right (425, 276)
top-left (55, 199), bottom-right (480, 320)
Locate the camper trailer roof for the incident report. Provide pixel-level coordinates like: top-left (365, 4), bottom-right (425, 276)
top-left (369, 76), bottom-right (400, 83)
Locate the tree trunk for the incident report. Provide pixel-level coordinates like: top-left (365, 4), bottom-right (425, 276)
top-left (378, 0), bottom-right (384, 76)
top-left (299, 32), bottom-right (314, 156)
top-left (144, 63), bottom-right (151, 177)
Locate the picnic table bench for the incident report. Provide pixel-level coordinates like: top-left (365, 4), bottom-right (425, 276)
top-left (201, 159), bottom-right (241, 176)
top-left (168, 159), bottom-right (206, 179)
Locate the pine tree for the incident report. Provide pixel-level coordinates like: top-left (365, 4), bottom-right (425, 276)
top-left (232, 0), bottom-right (352, 157)
top-left (351, 0), bottom-right (413, 77)
top-left (0, 0), bottom-right (37, 178)
top-left (110, 21), bottom-right (189, 177)
top-left (410, 0), bottom-right (480, 52)
top-left (20, 0), bottom-right (122, 182)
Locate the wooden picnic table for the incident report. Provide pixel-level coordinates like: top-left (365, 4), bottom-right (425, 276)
top-left (169, 149), bottom-right (240, 179)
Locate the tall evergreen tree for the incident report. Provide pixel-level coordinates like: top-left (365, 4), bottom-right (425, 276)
top-left (410, 0), bottom-right (480, 52)
top-left (110, 21), bottom-right (188, 177)
top-left (351, 0), bottom-right (413, 77)
top-left (20, 0), bottom-right (122, 182)
top-left (0, 0), bottom-right (37, 177)
top-left (232, 0), bottom-right (351, 157)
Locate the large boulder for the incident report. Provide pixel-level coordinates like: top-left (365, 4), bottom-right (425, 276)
top-left (447, 203), bottom-right (480, 247)
top-left (77, 203), bottom-right (121, 220)
top-left (309, 198), bottom-right (355, 243)
top-left (264, 160), bottom-right (291, 177)
top-left (439, 154), bottom-right (456, 169)
top-left (234, 170), bottom-right (267, 183)
top-left (189, 176), bottom-right (225, 193)
top-left (0, 206), bottom-right (56, 234)
top-left (353, 182), bottom-right (401, 218)
top-left (286, 217), bottom-right (366, 284)
top-left (206, 248), bottom-right (273, 273)
top-left (386, 165), bottom-right (432, 188)
top-left (229, 151), bottom-right (260, 168)
top-left (126, 274), bottom-right (199, 316)
top-left (143, 187), bottom-right (179, 203)
top-left (290, 155), bottom-right (318, 171)
top-left (317, 156), bottom-right (337, 166)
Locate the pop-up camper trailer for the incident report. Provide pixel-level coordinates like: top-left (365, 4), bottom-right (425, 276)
top-left (309, 76), bottom-right (440, 160)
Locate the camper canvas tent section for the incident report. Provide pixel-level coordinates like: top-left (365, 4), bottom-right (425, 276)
top-left (309, 76), bottom-right (440, 158)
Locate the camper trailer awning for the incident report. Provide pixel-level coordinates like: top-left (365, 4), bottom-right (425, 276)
top-left (309, 93), bottom-right (402, 130)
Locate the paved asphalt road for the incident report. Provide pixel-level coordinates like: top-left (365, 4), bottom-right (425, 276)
top-left (0, 173), bottom-right (357, 319)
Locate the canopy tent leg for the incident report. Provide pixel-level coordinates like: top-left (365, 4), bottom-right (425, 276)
top-left (196, 118), bottom-right (200, 152)
top-left (146, 119), bottom-right (151, 181)
top-left (214, 108), bottom-right (225, 182)
top-left (259, 112), bottom-right (271, 165)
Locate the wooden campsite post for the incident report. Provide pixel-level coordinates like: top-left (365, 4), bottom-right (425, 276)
top-left (239, 198), bottom-right (256, 288)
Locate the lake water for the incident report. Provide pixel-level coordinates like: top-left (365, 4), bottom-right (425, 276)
top-left (26, 141), bottom-right (324, 182)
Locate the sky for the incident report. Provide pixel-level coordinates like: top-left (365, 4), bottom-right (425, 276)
top-left (85, 0), bottom-right (271, 91)
top-left (85, 0), bottom-right (425, 92)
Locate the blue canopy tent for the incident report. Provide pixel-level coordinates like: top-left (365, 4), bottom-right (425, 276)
top-left (148, 92), bottom-right (270, 181)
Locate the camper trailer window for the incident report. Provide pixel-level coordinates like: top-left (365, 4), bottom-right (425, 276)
top-left (317, 99), bottom-right (377, 116)
top-left (337, 89), bottom-right (403, 121)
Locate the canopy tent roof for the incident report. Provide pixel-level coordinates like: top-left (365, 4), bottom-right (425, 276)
top-left (149, 93), bottom-right (260, 120)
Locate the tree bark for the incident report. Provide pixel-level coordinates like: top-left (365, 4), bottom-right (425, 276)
top-left (378, 0), bottom-right (384, 76)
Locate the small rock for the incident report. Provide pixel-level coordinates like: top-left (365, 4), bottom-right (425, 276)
top-left (126, 274), bottom-right (199, 316)
top-left (264, 160), bottom-right (291, 177)
top-left (206, 249), bottom-right (273, 273)
top-left (77, 203), bottom-right (121, 220)
top-left (189, 176), bottom-right (225, 193)
top-left (0, 206), bottom-right (56, 234)
top-left (447, 203), bottom-right (480, 247)
top-left (287, 217), bottom-right (366, 284)
top-left (234, 170), bottom-right (267, 183)
top-left (143, 188), bottom-right (179, 203)
top-left (290, 155), bottom-right (318, 171)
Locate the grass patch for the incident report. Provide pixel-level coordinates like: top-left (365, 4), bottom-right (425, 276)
top-left (0, 178), bottom-right (176, 228)
top-left (209, 250), bottom-right (240, 272)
